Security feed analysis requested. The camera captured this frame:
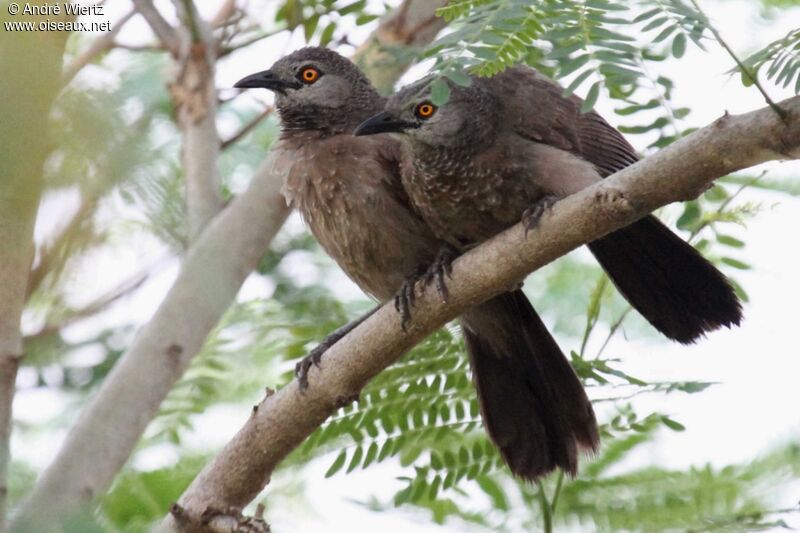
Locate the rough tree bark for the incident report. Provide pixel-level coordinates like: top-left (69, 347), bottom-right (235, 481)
top-left (158, 96), bottom-right (800, 532)
top-left (170, 0), bottom-right (225, 240)
top-left (0, 4), bottom-right (73, 528)
top-left (9, 1), bottom-right (447, 530)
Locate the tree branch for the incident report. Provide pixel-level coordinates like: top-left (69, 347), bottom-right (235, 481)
top-left (158, 96), bottom-right (800, 532)
top-left (26, 194), bottom-right (96, 299)
top-left (169, 0), bottom-right (224, 241)
top-left (209, 0), bottom-right (238, 29)
top-left (24, 264), bottom-right (154, 343)
top-left (131, 0), bottom-right (180, 56)
top-left (10, 1), bottom-right (449, 528)
top-left (9, 153), bottom-right (292, 533)
top-left (220, 106), bottom-right (273, 150)
top-left (60, 9), bottom-right (136, 87)
top-left (353, 0), bottom-right (449, 93)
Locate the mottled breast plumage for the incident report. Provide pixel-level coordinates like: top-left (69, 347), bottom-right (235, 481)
top-left (279, 133), bottom-right (439, 300)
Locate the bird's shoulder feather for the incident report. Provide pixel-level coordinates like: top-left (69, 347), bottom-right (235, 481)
top-left (485, 66), bottom-right (639, 176)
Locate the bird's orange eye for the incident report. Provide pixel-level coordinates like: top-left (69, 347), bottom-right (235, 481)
top-left (415, 102), bottom-right (437, 119)
top-left (300, 66), bottom-right (320, 84)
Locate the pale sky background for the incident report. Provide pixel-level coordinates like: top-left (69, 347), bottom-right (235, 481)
top-left (12, 0), bottom-right (800, 531)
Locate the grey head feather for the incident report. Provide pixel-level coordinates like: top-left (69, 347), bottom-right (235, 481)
top-left (387, 74), bottom-right (500, 152)
top-left (268, 47), bottom-right (384, 134)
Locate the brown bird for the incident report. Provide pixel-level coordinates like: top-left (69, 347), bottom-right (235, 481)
top-left (355, 66), bottom-right (743, 344)
top-left (235, 48), bottom-right (598, 480)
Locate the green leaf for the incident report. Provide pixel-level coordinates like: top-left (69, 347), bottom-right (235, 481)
top-left (355, 14), bottom-right (378, 25)
top-left (320, 22), bottom-right (336, 46)
top-left (445, 69), bottom-right (473, 87)
top-left (338, 0), bottom-right (367, 16)
top-left (641, 16), bottom-right (669, 32)
top-left (431, 452), bottom-right (444, 470)
top-left (717, 234), bottom-right (745, 248)
top-left (721, 257), bottom-right (751, 270)
top-left (363, 442), bottom-right (379, 468)
top-left (581, 82), bottom-right (601, 113)
top-left (428, 475), bottom-right (442, 500)
top-left (347, 445), bottom-right (364, 473)
top-left (476, 475), bottom-right (509, 510)
top-left (672, 33), bottom-right (687, 58)
top-left (661, 416), bottom-right (686, 432)
top-left (676, 201), bottom-right (702, 230)
top-left (633, 8), bottom-right (661, 23)
top-left (325, 450), bottom-right (347, 477)
top-left (430, 78), bottom-right (452, 106)
top-left (560, 54), bottom-right (591, 77)
top-left (303, 14), bottom-right (320, 42)
top-left (653, 25), bottom-right (677, 43)
top-left (564, 69), bottom-right (594, 96)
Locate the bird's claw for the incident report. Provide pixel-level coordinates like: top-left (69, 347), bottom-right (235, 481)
top-left (394, 266), bottom-right (425, 331)
top-left (295, 342), bottom-right (328, 391)
top-left (522, 195), bottom-right (558, 237)
top-left (393, 245), bottom-right (458, 330)
top-left (424, 245), bottom-right (457, 303)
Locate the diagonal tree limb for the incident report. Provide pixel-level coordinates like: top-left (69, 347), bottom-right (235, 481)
top-left (158, 96), bottom-right (800, 532)
top-left (220, 106), bottom-right (273, 150)
top-left (209, 0), bottom-right (238, 29)
top-left (132, 0), bottom-right (180, 56)
top-left (26, 196), bottom-right (94, 300)
top-left (60, 9), bottom-right (136, 87)
top-left (9, 1), bottom-right (448, 529)
top-left (9, 153), bottom-right (292, 533)
top-left (24, 264), bottom-right (155, 344)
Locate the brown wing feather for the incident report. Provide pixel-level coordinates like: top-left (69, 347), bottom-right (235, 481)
top-left (485, 66), bottom-right (639, 176)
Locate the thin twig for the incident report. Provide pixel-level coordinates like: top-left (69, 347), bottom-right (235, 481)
top-left (688, 171), bottom-right (766, 243)
top-left (536, 481), bottom-right (554, 533)
top-left (550, 471), bottom-right (565, 516)
top-left (112, 42), bottom-right (163, 52)
top-left (24, 262), bottom-right (161, 342)
top-left (61, 9), bottom-right (136, 86)
top-left (210, 0), bottom-right (238, 29)
top-left (218, 27), bottom-right (288, 57)
top-left (27, 197), bottom-right (97, 300)
top-left (176, 0), bottom-right (203, 44)
top-left (689, 0), bottom-right (787, 120)
top-left (221, 107), bottom-right (274, 150)
top-left (595, 306), bottom-right (633, 360)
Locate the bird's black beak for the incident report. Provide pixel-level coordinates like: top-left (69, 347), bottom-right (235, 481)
top-left (354, 111), bottom-right (416, 136)
top-left (234, 69), bottom-right (300, 94)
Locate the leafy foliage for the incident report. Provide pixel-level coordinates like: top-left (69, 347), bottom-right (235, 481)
top-left (742, 27), bottom-right (800, 94)
top-left (426, 1), bottom-right (711, 106)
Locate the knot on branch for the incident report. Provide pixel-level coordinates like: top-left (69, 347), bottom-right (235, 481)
top-left (166, 344), bottom-right (184, 359)
top-left (170, 503), bottom-right (271, 533)
top-left (593, 188), bottom-right (635, 219)
top-left (202, 505), bottom-right (271, 533)
top-left (169, 43), bottom-right (214, 125)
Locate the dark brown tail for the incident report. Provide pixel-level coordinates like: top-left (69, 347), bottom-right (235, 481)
top-left (459, 290), bottom-right (598, 481)
top-left (588, 215), bottom-right (743, 344)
